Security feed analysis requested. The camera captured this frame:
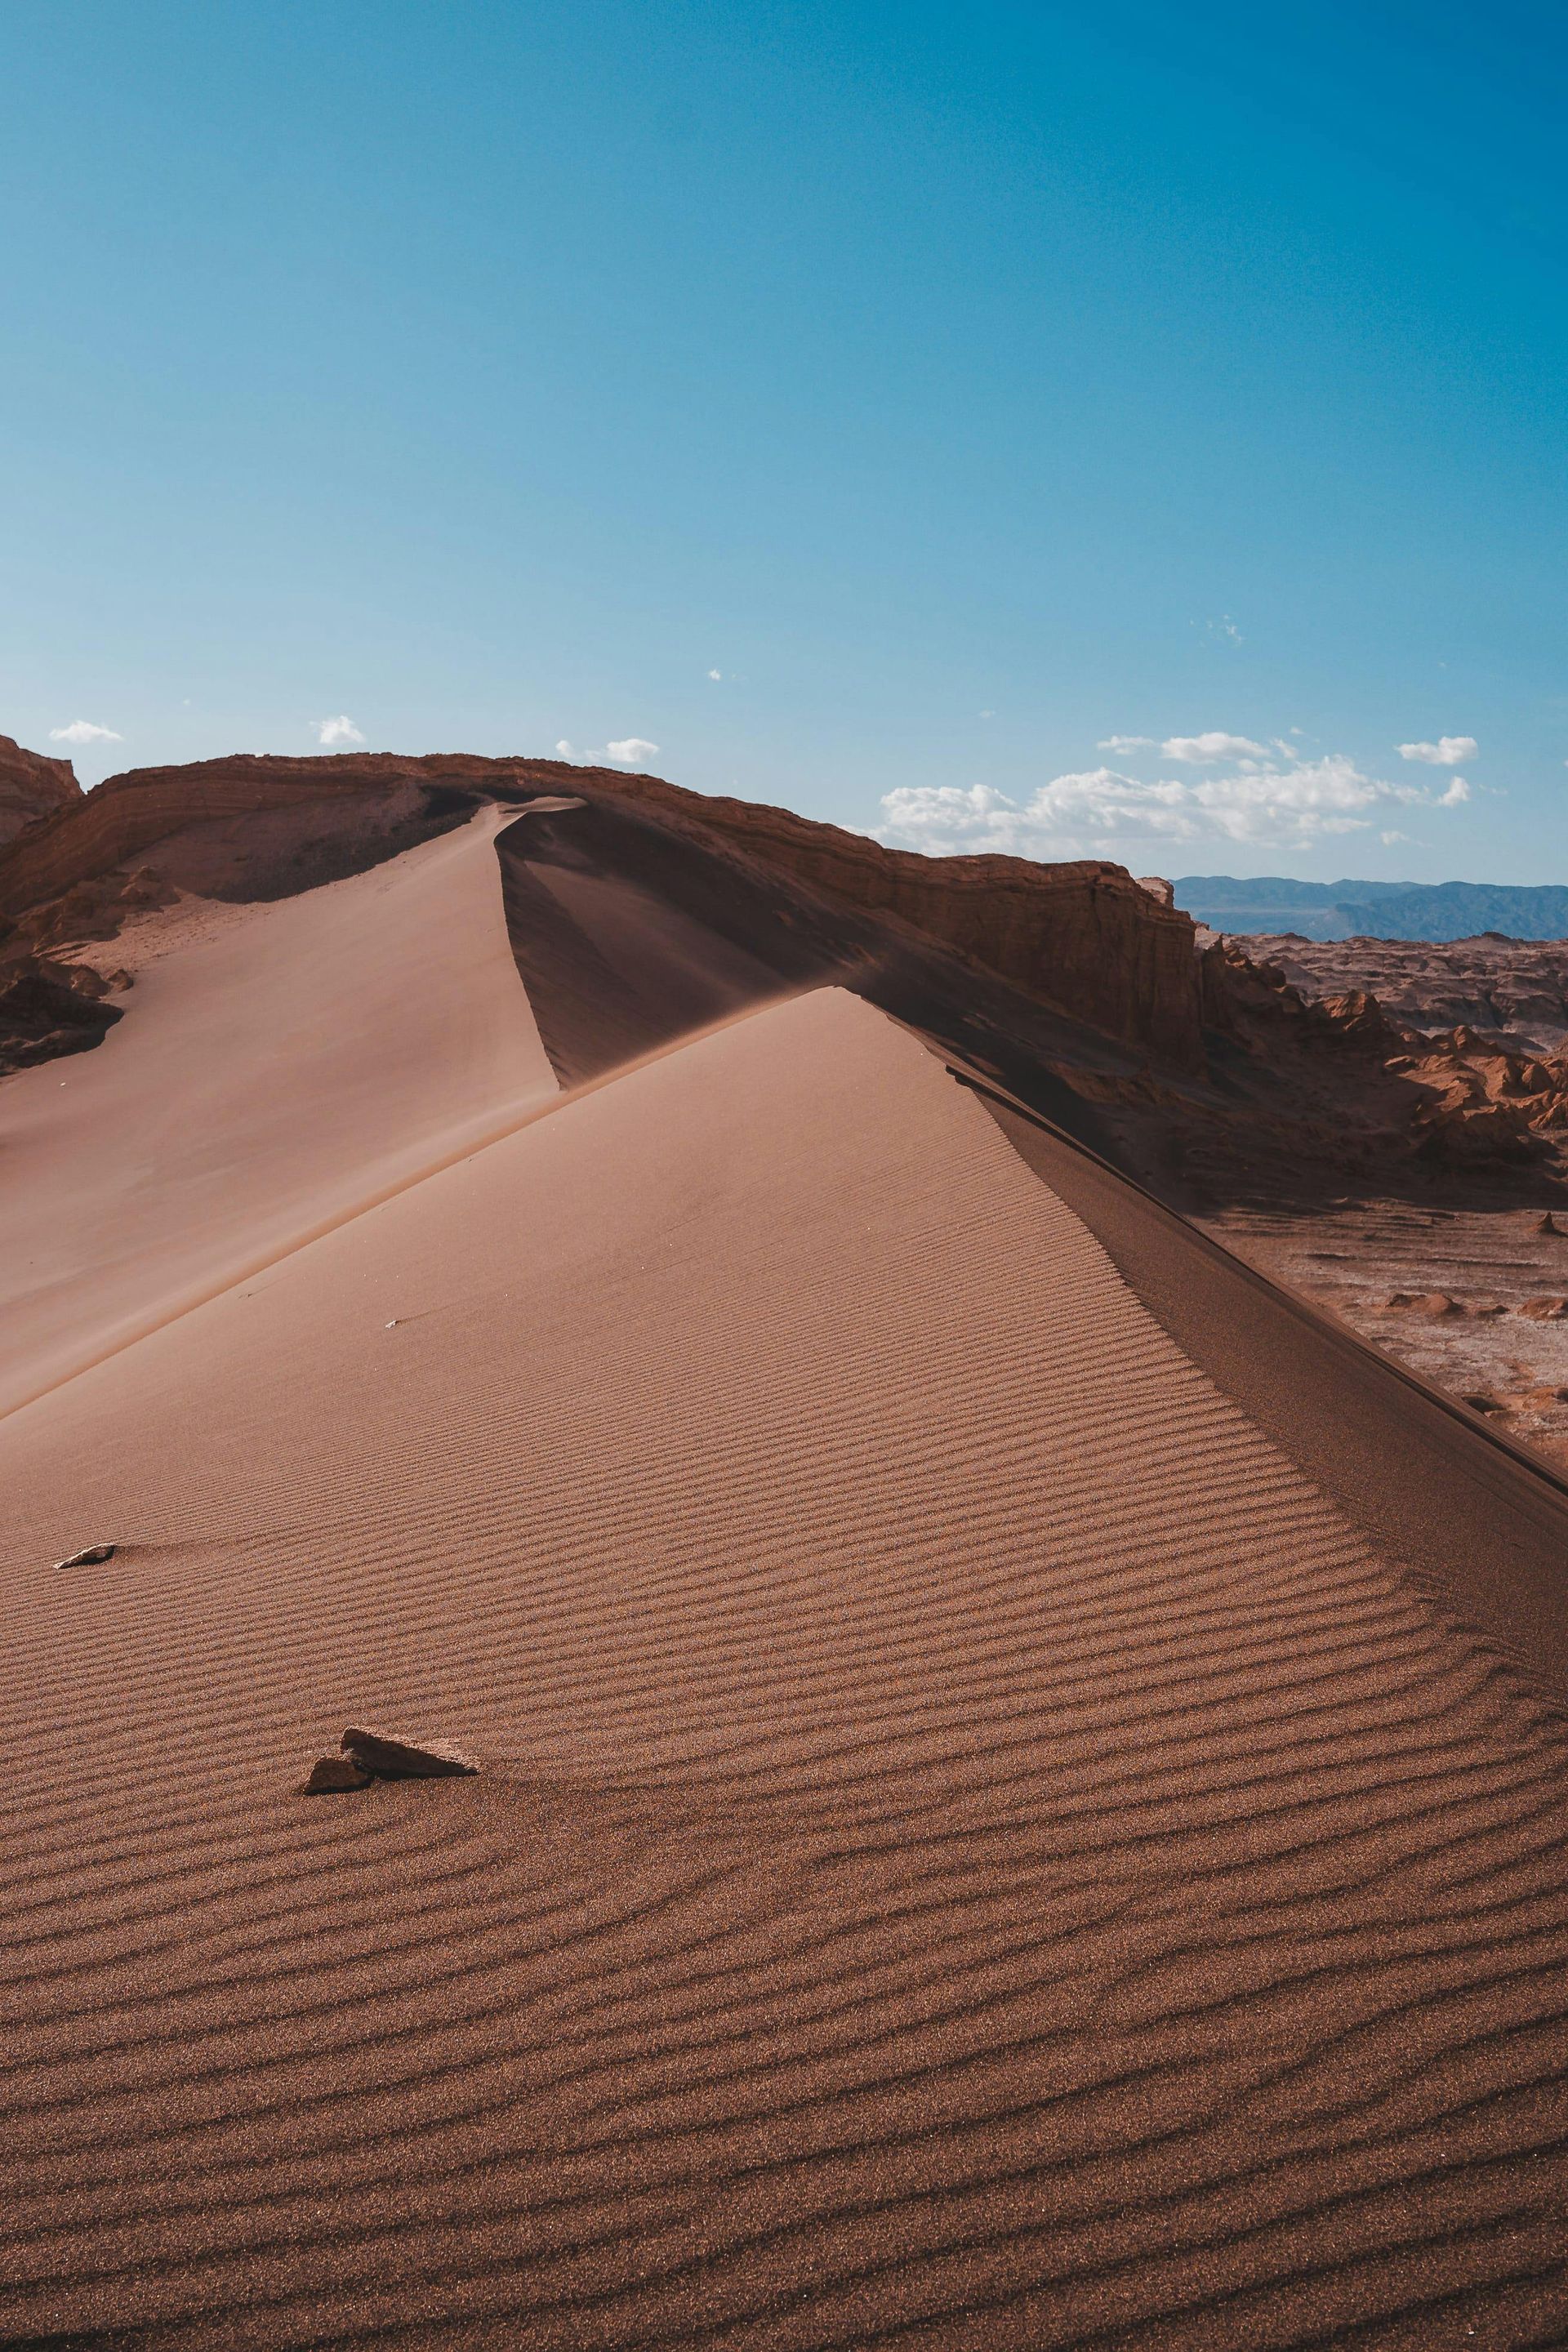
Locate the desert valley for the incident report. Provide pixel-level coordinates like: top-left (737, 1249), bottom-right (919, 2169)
top-left (4, 734), bottom-right (1568, 2346)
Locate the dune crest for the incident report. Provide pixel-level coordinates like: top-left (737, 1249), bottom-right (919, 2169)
top-left (0, 804), bottom-right (555, 1417)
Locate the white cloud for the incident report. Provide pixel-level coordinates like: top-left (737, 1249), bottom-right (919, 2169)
top-left (707, 668), bottom-right (723, 681)
top-left (49, 719), bottom-right (122, 745)
top-left (313, 715), bottom-right (365, 746)
top-left (1159, 731), bottom-right (1270, 764)
top-left (875, 745), bottom-right (1475, 860)
top-left (1398, 735), bottom-right (1476, 765)
top-left (1380, 830), bottom-right (1409, 845)
top-left (555, 735), bottom-right (660, 765)
top-left (1099, 730), bottom-right (1267, 763)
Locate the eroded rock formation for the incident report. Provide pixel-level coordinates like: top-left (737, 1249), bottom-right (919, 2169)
top-left (2, 739), bottom-right (1564, 1198)
top-left (1236, 930), bottom-right (1568, 1056)
top-left (0, 748), bottom-right (1209, 1071)
top-left (0, 751), bottom-right (510, 915)
top-left (0, 733), bottom-right (80, 846)
top-left (0, 956), bottom-right (123, 1076)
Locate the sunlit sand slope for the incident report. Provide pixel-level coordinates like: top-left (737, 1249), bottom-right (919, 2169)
top-left (0, 804), bottom-right (555, 1415)
top-left (3, 987), bottom-right (1568, 2347)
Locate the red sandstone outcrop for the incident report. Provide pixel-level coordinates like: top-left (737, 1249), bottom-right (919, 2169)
top-left (1237, 930), bottom-right (1568, 1056)
top-left (0, 751), bottom-right (513, 916)
top-left (0, 953), bottom-right (123, 1076)
top-left (0, 734), bottom-right (80, 846)
top-left (1196, 936), bottom-right (1568, 1169)
top-left (591, 773), bottom-right (1206, 1068)
top-left (3, 748), bottom-right (1561, 1189)
top-left (0, 752), bottom-right (1209, 1071)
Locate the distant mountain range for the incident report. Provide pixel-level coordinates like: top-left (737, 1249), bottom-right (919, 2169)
top-left (1173, 875), bottom-right (1568, 943)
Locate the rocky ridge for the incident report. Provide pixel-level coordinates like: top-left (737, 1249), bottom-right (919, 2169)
top-left (2, 742), bottom-right (1566, 1193)
top-left (0, 749), bottom-right (1208, 1070)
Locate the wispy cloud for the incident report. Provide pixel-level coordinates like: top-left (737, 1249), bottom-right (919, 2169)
top-left (49, 719), bottom-right (122, 745)
top-left (554, 735), bottom-right (661, 768)
top-left (1398, 735), bottom-right (1476, 765)
top-left (875, 737), bottom-right (1475, 859)
top-left (313, 715), bottom-right (365, 746)
top-left (1099, 731), bottom-right (1268, 763)
top-left (1160, 731), bottom-right (1270, 764)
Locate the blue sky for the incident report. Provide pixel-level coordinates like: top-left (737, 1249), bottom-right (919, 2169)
top-left (2, 0), bottom-right (1563, 880)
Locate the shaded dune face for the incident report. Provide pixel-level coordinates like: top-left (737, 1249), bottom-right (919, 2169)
top-left (493, 795), bottom-right (866, 1082)
top-left (3, 811), bottom-right (1568, 2346)
top-left (492, 796), bottom-right (1125, 1162)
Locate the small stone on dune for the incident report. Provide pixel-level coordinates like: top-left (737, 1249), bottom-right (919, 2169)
top-left (55, 1543), bottom-right (117, 1569)
top-left (341, 1726), bottom-right (478, 1779)
top-left (302, 1756), bottom-right (373, 1793)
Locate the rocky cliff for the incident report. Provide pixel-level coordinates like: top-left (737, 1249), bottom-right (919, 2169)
top-left (0, 749), bottom-right (1209, 1069)
top-left (0, 733), bottom-right (80, 846)
top-left (3, 738), bottom-right (1566, 1199)
top-left (0, 751), bottom-right (510, 915)
top-left (589, 774), bottom-right (1206, 1068)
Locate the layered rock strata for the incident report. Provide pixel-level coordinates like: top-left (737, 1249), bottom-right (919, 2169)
top-left (0, 733), bottom-right (80, 845)
top-left (0, 750), bottom-right (1209, 1070)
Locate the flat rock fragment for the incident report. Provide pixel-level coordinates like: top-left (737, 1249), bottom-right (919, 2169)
top-left (302, 1756), bottom-right (372, 1794)
top-left (55, 1543), bottom-right (117, 1568)
top-left (341, 1726), bottom-right (478, 1779)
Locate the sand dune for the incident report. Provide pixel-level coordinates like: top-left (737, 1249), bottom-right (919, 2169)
top-left (6, 876), bottom-right (1568, 2347)
top-left (0, 805), bottom-right (555, 1416)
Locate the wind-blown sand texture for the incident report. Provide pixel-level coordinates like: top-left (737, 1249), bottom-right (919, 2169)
top-left (4, 805), bottom-right (1568, 2347)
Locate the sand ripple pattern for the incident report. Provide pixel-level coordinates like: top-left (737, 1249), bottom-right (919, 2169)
top-left (2, 990), bottom-right (1567, 2347)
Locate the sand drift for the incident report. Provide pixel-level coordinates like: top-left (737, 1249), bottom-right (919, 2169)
top-left (2, 787), bottom-right (1568, 2347)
